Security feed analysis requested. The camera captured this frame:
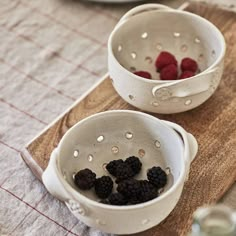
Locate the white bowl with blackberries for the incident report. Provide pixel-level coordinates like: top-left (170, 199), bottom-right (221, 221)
top-left (42, 110), bottom-right (198, 234)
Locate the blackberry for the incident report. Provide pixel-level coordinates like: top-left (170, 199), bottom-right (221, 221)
top-left (147, 166), bottom-right (167, 189)
top-left (108, 193), bottom-right (127, 206)
top-left (128, 197), bottom-right (142, 205)
top-left (125, 156), bottom-right (142, 174)
top-left (139, 180), bottom-right (158, 203)
top-left (99, 199), bottom-right (110, 205)
top-left (117, 179), bottom-right (141, 199)
top-left (106, 159), bottom-right (124, 176)
top-left (74, 168), bottom-right (96, 190)
top-left (95, 176), bottom-right (113, 199)
top-left (115, 163), bottom-right (135, 182)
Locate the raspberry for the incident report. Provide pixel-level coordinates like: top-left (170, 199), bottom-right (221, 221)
top-left (155, 51), bottom-right (177, 71)
top-left (134, 71), bottom-right (152, 79)
top-left (74, 168), bottom-right (96, 190)
top-left (117, 179), bottom-right (141, 199)
top-left (179, 71), bottom-right (195, 79)
top-left (95, 176), bottom-right (113, 199)
top-left (115, 163), bottom-right (135, 182)
top-left (108, 193), bottom-right (128, 205)
top-left (139, 180), bottom-right (158, 203)
top-left (147, 166), bottom-right (167, 189)
top-left (125, 156), bottom-right (142, 175)
top-left (106, 159), bottom-right (124, 176)
top-left (181, 58), bottom-right (198, 73)
top-left (160, 64), bottom-right (178, 80)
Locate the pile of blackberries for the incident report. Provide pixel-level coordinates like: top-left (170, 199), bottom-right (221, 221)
top-left (74, 156), bottom-right (167, 205)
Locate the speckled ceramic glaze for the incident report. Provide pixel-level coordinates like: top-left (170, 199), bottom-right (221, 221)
top-left (108, 4), bottom-right (226, 113)
top-left (42, 110), bottom-right (198, 234)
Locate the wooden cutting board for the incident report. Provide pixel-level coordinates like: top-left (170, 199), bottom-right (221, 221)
top-left (20, 2), bottom-right (236, 236)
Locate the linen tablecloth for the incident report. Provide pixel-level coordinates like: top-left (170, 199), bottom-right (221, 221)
top-left (0, 0), bottom-right (235, 235)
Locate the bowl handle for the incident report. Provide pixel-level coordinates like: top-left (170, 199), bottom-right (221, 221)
top-left (152, 67), bottom-right (219, 99)
top-left (162, 120), bottom-right (198, 180)
top-left (42, 148), bottom-right (71, 202)
top-left (115, 4), bottom-right (172, 29)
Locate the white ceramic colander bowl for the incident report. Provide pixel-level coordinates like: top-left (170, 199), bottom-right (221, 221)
top-left (108, 4), bottom-right (226, 114)
top-left (42, 110), bottom-right (198, 234)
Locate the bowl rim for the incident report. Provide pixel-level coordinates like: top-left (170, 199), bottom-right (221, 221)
top-left (108, 9), bottom-right (226, 83)
top-left (56, 110), bottom-right (187, 210)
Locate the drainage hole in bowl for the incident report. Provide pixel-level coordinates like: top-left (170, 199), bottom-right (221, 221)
top-left (130, 66), bottom-right (136, 72)
top-left (212, 50), bottom-right (216, 56)
top-left (72, 172), bottom-right (77, 180)
top-left (131, 52), bottom-right (137, 59)
top-left (165, 167), bottom-right (171, 175)
top-left (180, 44), bottom-right (188, 52)
top-left (78, 208), bottom-right (85, 216)
top-left (156, 43), bottom-right (163, 51)
top-left (138, 149), bottom-right (145, 158)
top-left (96, 219), bottom-right (106, 226)
top-left (129, 95), bottom-right (134, 100)
top-left (210, 86), bottom-right (216, 93)
top-left (125, 131), bottom-right (133, 139)
top-left (151, 101), bottom-right (159, 107)
top-left (102, 163), bottom-right (108, 171)
top-left (194, 37), bottom-right (201, 44)
top-left (111, 146), bottom-right (119, 154)
top-left (87, 154), bottom-right (93, 162)
top-left (97, 135), bottom-right (104, 143)
top-left (142, 219), bottom-right (150, 225)
top-left (185, 99), bottom-right (192, 106)
top-left (63, 170), bottom-right (67, 179)
top-left (141, 32), bottom-right (148, 39)
top-left (173, 32), bottom-right (180, 38)
top-left (198, 53), bottom-right (204, 62)
top-left (73, 149), bottom-right (79, 158)
top-left (117, 45), bottom-right (122, 52)
top-left (145, 56), bottom-right (152, 64)
top-left (154, 140), bottom-right (161, 148)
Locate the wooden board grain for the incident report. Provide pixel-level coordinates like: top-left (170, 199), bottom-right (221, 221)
top-left (21, 2), bottom-right (236, 236)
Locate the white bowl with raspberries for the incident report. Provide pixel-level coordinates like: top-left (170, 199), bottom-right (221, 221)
top-left (108, 4), bottom-right (226, 113)
top-left (42, 110), bottom-right (198, 234)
